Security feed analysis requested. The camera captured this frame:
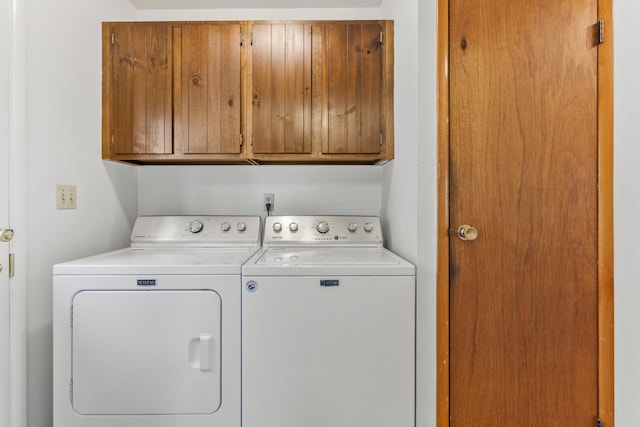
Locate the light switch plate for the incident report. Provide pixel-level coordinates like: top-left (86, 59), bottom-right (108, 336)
top-left (56, 185), bottom-right (76, 209)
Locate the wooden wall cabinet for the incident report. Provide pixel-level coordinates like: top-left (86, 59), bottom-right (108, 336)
top-left (102, 22), bottom-right (174, 160)
top-left (102, 20), bottom-right (393, 165)
top-left (103, 21), bottom-right (247, 164)
top-left (246, 21), bottom-right (394, 163)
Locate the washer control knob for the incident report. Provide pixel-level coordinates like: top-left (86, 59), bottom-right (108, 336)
top-left (316, 221), bottom-right (330, 234)
top-left (348, 223), bottom-right (358, 232)
top-left (220, 221), bottom-right (231, 232)
top-left (363, 223), bottom-right (374, 233)
top-left (273, 222), bottom-right (283, 232)
top-left (189, 220), bottom-right (204, 234)
top-left (237, 222), bottom-right (247, 232)
top-left (289, 222), bottom-right (299, 232)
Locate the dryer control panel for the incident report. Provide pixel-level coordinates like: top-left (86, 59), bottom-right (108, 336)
top-left (131, 216), bottom-right (261, 247)
top-left (263, 216), bottom-right (383, 247)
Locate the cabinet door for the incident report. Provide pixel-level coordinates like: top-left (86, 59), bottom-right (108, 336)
top-left (178, 23), bottom-right (242, 155)
top-left (103, 23), bottom-right (173, 156)
top-left (250, 23), bottom-right (312, 154)
top-left (319, 22), bottom-right (383, 155)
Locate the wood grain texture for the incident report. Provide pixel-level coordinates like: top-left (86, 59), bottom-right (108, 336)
top-left (107, 23), bottom-right (172, 155)
top-left (246, 20), bottom-right (390, 163)
top-left (103, 20), bottom-right (393, 164)
top-left (325, 23), bottom-right (382, 154)
top-left (597, 1), bottom-right (615, 425)
top-left (447, 0), bottom-right (602, 425)
top-left (250, 23), bottom-right (311, 154)
top-left (179, 23), bottom-right (241, 154)
top-left (435, 0), bottom-right (450, 424)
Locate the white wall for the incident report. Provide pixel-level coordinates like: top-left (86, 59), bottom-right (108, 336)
top-left (26, 1), bottom-right (139, 426)
top-left (415, 1), bottom-right (438, 426)
top-left (139, 166), bottom-right (384, 216)
top-left (614, 1), bottom-right (640, 425)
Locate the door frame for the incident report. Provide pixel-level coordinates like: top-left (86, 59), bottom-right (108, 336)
top-left (435, 0), bottom-right (614, 425)
top-left (4, 0), bottom-right (27, 426)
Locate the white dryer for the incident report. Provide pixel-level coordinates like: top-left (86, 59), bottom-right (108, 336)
top-left (53, 215), bottom-right (261, 427)
top-left (241, 216), bottom-right (415, 427)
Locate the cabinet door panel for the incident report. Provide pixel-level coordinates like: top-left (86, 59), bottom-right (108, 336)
top-left (109, 23), bottom-right (172, 155)
top-left (251, 23), bottom-right (312, 154)
top-left (181, 24), bottom-right (241, 154)
top-left (325, 23), bottom-right (382, 154)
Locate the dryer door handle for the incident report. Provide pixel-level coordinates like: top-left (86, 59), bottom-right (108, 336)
top-left (199, 334), bottom-right (214, 371)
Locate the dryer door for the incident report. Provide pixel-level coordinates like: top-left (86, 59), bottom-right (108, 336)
top-left (71, 290), bottom-right (221, 415)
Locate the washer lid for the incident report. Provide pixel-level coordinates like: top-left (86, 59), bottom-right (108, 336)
top-left (257, 247), bottom-right (399, 265)
top-left (53, 246), bottom-right (261, 275)
top-left (243, 247), bottom-right (415, 276)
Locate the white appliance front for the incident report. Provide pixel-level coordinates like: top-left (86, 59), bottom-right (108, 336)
top-left (71, 289), bottom-right (221, 415)
top-left (53, 215), bottom-right (260, 427)
top-left (242, 274), bottom-right (414, 427)
top-left (241, 216), bottom-right (415, 427)
top-left (54, 274), bottom-right (240, 427)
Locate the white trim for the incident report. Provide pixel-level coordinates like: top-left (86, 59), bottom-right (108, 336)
top-left (9, 0), bottom-right (27, 426)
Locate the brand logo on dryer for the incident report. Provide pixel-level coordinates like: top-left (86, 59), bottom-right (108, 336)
top-left (320, 280), bottom-right (340, 287)
top-left (137, 279), bottom-right (156, 286)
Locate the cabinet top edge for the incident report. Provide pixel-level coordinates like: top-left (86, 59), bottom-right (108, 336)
top-left (102, 19), bottom-right (393, 25)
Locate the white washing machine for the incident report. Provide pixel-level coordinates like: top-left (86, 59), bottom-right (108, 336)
top-left (241, 215), bottom-right (415, 427)
top-left (53, 215), bottom-right (261, 427)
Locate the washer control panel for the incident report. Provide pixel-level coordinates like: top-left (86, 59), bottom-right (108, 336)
top-left (263, 216), bottom-right (383, 246)
top-left (131, 216), bottom-right (261, 246)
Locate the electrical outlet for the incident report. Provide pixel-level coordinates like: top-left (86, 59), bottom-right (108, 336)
top-left (263, 193), bottom-right (275, 212)
top-left (56, 185), bottom-right (77, 209)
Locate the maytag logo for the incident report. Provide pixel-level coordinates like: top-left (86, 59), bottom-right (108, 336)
top-left (137, 279), bottom-right (156, 286)
top-left (320, 279), bottom-right (340, 287)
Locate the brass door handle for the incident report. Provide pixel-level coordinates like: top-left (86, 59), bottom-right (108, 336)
top-left (0, 228), bottom-right (14, 242)
top-left (457, 225), bottom-right (479, 241)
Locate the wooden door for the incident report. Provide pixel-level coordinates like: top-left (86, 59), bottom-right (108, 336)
top-left (178, 23), bottom-right (242, 155)
top-left (447, 0), bottom-right (606, 425)
top-left (104, 22), bottom-right (173, 156)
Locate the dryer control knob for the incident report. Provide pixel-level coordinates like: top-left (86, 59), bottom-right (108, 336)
top-left (363, 223), bottom-right (374, 233)
top-left (289, 222), bottom-right (299, 232)
top-left (348, 223), bottom-right (358, 232)
top-left (237, 222), bottom-right (247, 232)
top-left (273, 222), bottom-right (283, 232)
top-left (220, 222), bottom-right (231, 232)
top-left (316, 221), bottom-right (330, 234)
top-left (189, 220), bottom-right (204, 234)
